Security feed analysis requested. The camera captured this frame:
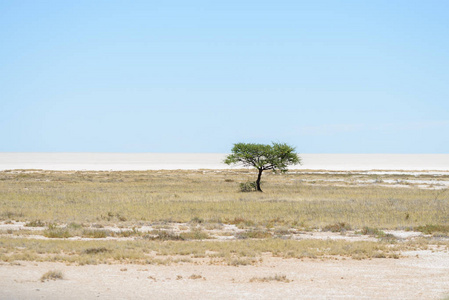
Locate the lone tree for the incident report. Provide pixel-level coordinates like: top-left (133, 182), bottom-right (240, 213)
top-left (224, 142), bottom-right (301, 192)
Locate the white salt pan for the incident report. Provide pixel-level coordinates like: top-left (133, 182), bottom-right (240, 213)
top-left (0, 153), bottom-right (448, 171)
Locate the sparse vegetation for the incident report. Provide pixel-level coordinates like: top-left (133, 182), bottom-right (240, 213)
top-left (40, 270), bottom-right (64, 282)
top-left (82, 247), bottom-right (110, 254)
top-left (0, 237), bottom-right (411, 265)
top-left (236, 230), bottom-right (272, 239)
top-left (323, 222), bottom-right (351, 233)
top-left (189, 274), bottom-right (205, 280)
top-left (180, 230), bottom-right (210, 240)
top-left (359, 227), bottom-right (386, 237)
top-left (81, 229), bottom-right (109, 238)
top-left (1, 169), bottom-right (447, 229)
top-left (250, 274), bottom-right (291, 283)
top-left (25, 220), bottom-right (46, 227)
top-left (43, 228), bottom-right (72, 238)
top-left (0, 169), bottom-right (448, 266)
top-left (414, 224), bottom-right (449, 235)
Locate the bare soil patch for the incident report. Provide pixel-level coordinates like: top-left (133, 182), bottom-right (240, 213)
top-left (1, 250), bottom-right (449, 300)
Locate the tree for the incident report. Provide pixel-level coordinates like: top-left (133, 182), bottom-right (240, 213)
top-left (224, 142), bottom-right (301, 192)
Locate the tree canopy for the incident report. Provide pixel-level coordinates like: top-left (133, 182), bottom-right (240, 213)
top-left (224, 142), bottom-right (301, 191)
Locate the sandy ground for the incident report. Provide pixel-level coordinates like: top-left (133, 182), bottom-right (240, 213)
top-left (1, 153), bottom-right (449, 171)
top-left (1, 250), bottom-right (449, 300)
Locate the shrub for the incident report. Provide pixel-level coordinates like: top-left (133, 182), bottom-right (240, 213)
top-left (250, 274), bottom-right (291, 283)
top-left (43, 229), bottom-right (72, 238)
top-left (322, 222), bottom-right (351, 232)
top-left (190, 217), bottom-right (204, 224)
top-left (82, 229), bottom-right (109, 238)
top-left (41, 270), bottom-right (64, 282)
top-left (360, 227), bottom-right (385, 237)
top-left (379, 234), bottom-right (398, 243)
top-left (68, 223), bottom-right (83, 229)
top-left (228, 217), bottom-right (255, 227)
top-left (414, 224), bottom-right (449, 234)
top-left (180, 230), bottom-right (210, 240)
top-left (239, 181), bottom-right (257, 192)
top-left (237, 230), bottom-right (272, 239)
top-left (144, 230), bottom-right (184, 241)
top-left (25, 220), bottom-right (45, 227)
top-left (82, 247), bottom-right (110, 254)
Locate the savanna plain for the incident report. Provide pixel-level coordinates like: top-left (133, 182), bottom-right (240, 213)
top-left (1, 169), bottom-right (449, 299)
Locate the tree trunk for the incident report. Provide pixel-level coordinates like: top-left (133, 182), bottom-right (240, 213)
top-left (256, 168), bottom-right (263, 192)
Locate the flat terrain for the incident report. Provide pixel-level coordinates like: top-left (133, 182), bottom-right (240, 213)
top-left (2, 250), bottom-right (449, 300)
top-left (1, 153), bottom-right (449, 171)
top-left (1, 169), bottom-right (449, 299)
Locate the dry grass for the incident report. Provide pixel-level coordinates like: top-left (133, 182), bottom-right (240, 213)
top-left (40, 270), bottom-right (64, 282)
top-left (0, 237), bottom-right (410, 265)
top-left (414, 224), bottom-right (449, 235)
top-left (0, 169), bottom-right (448, 229)
top-left (0, 169), bottom-right (448, 265)
top-left (250, 274), bottom-right (291, 283)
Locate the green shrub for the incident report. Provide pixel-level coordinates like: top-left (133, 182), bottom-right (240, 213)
top-left (239, 182), bottom-right (257, 192)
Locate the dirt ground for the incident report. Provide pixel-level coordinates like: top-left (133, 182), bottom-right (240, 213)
top-left (1, 250), bottom-right (449, 300)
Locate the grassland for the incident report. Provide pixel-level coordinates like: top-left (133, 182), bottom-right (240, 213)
top-left (0, 237), bottom-right (411, 265)
top-left (0, 169), bottom-right (448, 265)
top-left (1, 169), bottom-right (448, 227)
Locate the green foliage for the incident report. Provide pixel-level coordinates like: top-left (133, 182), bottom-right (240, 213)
top-left (225, 142), bottom-right (300, 191)
top-left (239, 181), bottom-right (257, 192)
top-left (224, 142), bottom-right (301, 172)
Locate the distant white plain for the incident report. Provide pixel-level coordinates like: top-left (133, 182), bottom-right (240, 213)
top-left (0, 153), bottom-right (449, 171)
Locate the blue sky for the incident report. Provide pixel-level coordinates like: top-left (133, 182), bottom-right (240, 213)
top-left (1, 0), bottom-right (448, 153)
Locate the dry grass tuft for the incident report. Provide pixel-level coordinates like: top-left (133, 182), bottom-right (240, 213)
top-left (236, 230), bottom-right (272, 239)
top-left (82, 247), bottom-right (110, 254)
top-left (323, 222), bottom-right (351, 232)
top-left (414, 224), bottom-right (449, 235)
top-left (250, 274), bottom-right (291, 283)
top-left (40, 270), bottom-right (64, 282)
top-left (43, 228), bottom-right (72, 238)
